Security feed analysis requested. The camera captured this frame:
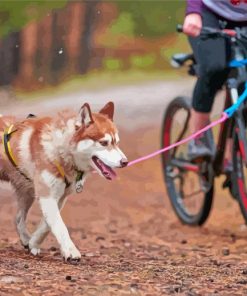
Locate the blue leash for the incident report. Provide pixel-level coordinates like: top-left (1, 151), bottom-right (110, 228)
top-left (224, 59), bottom-right (247, 117)
top-left (224, 81), bottom-right (247, 117)
top-left (229, 59), bottom-right (247, 68)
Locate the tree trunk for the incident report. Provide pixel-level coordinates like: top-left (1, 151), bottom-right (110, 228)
top-left (78, 0), bottom-right (99, 74)
top-left (50, 8), bottom-right (69, 85)
top-left (36, 14), bottom-right (53, 86)
top-left (18, 22), bottom-right (38, 89)
top-left (0, 31), bottom-right (20, 104)
top-left (66, 1), bottom-right (85, 75)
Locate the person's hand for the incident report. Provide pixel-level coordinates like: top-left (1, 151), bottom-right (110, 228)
top-left (183, 13), bottom-right (202, 37)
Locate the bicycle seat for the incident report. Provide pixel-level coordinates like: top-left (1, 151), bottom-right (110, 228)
top-left (171, 53), bottom-right (195, 68)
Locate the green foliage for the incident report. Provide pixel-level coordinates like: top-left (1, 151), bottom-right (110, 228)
top-left (103, 57), bottom-right (123, 70)
top-left (160, 34), bottom-right (191, 61)
top-left (110, 12), bottom-right (135, 36)
top-left (114, 0), bottom-right (185, 38)
top-left (130, 53), bottom-right (156, 69)
top-left (0, 0), bottom-right (68, 37)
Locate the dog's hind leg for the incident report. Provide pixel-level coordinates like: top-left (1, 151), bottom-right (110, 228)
top-left (28, 218), bottom-right (49, 255)
top-left (15, 187), bottom-right (35, 248)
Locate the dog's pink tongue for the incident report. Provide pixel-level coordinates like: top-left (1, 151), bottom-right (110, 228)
top-left (101, 163), bottom-right (117, 180)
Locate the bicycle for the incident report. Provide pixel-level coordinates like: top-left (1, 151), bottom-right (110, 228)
top-left (161, 25), bottom-right (247, 226)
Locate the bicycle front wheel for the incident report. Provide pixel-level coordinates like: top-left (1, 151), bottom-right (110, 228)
top-left (161, 96), bottom-right (214, 226)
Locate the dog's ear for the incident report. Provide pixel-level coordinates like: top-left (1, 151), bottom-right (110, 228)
top-left (99, 101), bottom-right (114, 121)
top-left (77, 103), bottom-right (94, 128)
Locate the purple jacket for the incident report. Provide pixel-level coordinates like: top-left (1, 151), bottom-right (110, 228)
top-left (186, 0), bottom-right (247, 21)
top-left (186, 0), bottom-right (203, 15)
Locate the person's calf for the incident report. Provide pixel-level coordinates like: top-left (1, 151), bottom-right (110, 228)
top-left (189, 109), bottom-right (210, 134)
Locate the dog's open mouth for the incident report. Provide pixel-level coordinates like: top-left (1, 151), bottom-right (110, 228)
top-left (92, 156), bottom-right (116, 180)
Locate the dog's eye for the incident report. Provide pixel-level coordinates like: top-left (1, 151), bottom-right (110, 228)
top-left (99, 140), bottom-right (108, 147)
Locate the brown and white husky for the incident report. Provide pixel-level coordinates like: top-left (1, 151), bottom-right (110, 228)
top-left (0, 102), bottom-right (127, 262)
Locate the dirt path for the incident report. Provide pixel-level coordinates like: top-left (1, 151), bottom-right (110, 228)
top-left (0, 79), bottom-right (246, 295)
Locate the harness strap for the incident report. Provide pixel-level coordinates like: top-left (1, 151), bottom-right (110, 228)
top-left (3, 124), bottom-right (31, 181)
top-left (3, 124), bottom-right (18, 167)
top-left (53, 160), bottom-right (71, 188)
top-left (3, 125), bottom-right (71, 188)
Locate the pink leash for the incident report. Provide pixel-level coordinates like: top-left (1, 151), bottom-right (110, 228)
top-left (127, 112), bottom-right (228, 167)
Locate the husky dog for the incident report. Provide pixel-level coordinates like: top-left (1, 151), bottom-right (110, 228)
top-left (0, 102), bottom-right (127, 262)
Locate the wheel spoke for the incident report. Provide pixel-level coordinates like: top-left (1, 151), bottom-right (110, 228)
top-left (183, 189), bottom-right (204, 198)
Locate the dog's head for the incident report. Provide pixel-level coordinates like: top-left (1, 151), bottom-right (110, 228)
top-left (71, 102), bottom-right (128, 180)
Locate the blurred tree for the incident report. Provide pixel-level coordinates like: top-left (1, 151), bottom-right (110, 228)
top-left (0, 32), bottom-right (19, 85)
top-left (0, 31), bottom-right (20, 104)
top-left (110, 11), bottom-right (135, 36)
top-left (0, 0), bottom-right (67, 95)
top-left (113, 0), bottom-right (185, 38)
top-left (66, 2), bottom-right (85, 74)
top-left (50, 9), bottom-right (68, 84)
top-left (78, 0), bottom-right (99, 74)
top-left (0, 1), bottom-right (67, 37)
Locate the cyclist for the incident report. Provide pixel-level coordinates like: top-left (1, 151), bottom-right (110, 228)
top-left (183, 0), bottom-right (247, 164)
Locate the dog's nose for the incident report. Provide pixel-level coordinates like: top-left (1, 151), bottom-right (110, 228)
top-left (120, 158), bottom-right (128, 168)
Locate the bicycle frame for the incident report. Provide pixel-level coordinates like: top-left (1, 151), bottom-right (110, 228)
top-left (214, 37), bottom-right (247, 174)
top-left (213, 88), bottom-right (233, 176)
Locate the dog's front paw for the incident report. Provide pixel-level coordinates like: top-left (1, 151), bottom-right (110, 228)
top-left (62, 246), bottom-right (81, 264)
top-left (30, 247), bottom-right (41, 256)
top-left (28, 241), bottom-right (41, 256)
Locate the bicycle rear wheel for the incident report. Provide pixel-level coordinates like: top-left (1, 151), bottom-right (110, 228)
top-left (161, 96), bottom-right (214, 226)
top-left (232, 116), bottom-right (247, 223)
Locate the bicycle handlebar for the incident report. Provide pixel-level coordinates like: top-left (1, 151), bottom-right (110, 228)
top-left (176, 24), bottom-right (183, 33)
top-left (176, 24), bottom-right (247, 40)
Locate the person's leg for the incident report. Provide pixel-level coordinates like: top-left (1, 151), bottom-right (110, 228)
top-left (189, 8), bottom-right (229, 119)
top-left (189, 109), bottom-right (210, 134)
top-left (188, 8), bottom-right (229, 160)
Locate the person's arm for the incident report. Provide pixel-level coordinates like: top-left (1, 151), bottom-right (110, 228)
top-left (186, 0), bottom-right (203, 15)
top-left (183, 0), bottom-right (203, 37)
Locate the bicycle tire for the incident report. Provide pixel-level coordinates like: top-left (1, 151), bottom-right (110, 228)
top-left (161, 96), bottom-right (214, 226)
